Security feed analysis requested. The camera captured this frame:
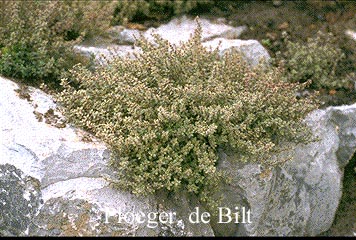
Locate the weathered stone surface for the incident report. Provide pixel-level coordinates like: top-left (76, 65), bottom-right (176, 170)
top-left (203, 38), bottom-right (271, 66)
top-left (30, 187), bottom-right (160, 236)
top-left (73, 45), bottom-right (139, 64)
top-left (105, 16), bottom-right (246, 47)
top-left (345, 29), bottom-right (356, 42)
top-left (75, 37), bottom-right (270, 68)
top-left (106, 26), bottom-right (142, 45)
top-left (143, 15), bottom-right (246, 45)
top-left (153, 191), bottom-right (214, 236)
top-left (117, 29), bottom-right (141, 44)
top-left (29, 178), bottom-right (214, 236)
top-left (0, 76), bottom-right (214, 236)
top-left (0, 164), bottom-right (42, 236)
top-left (0, 77), bottom-right (109, 182)
top-left (214, 103), bottom-right (356, 236)
top-left (74, 16), bottom-right (253, 66)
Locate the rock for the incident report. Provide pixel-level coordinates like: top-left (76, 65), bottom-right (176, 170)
top-left (213, 103), bottom-right (356, 236)
top-left (202, 38), bottom-right (271, 66)
top-left (31, 197), bottom-right (158, 236)
top-left (0, 76), bottom-right (214, 236)
top-left (144, 15), bottom-right (247, 45)
top-left (73, 45), bottom-right (140, 64)
top-left (0, 164), bottom-right (42, 236)
top-left (345, 29), bottom-right (356, 42)
top-left (0, 77), bottom-right (109, 182)
top-left (74, 37), bottom-right (270, 68)
top-left (74, 16), bottom-right (255, 67)
top-left (153, 191), bottom-right (214, 236)
top-left (74, 38), bottom-right (268, 68)
top-left (107, 26), bottom-right (142, 45)
top-left (117, 29), bottom-right (141, 44)
top-left (30, 179), bottom-right (214, 236)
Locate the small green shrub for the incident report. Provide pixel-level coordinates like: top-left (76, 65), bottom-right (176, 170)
top-left (280, 31), bottom-right (346, 90)
top-left (113, 0), bottom-right (214, 25)
top-left (58, 24), bottom-right (317, 204)
top-left (52, 0), bottom-right (117, 41)
top-left (0, 1), bottom-right (116, 87)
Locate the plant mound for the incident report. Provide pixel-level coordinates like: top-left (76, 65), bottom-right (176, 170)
top-left (0, 1), bottom-right (115, 87)
top-left (280, 31), bottom-right (346, 90)
top-left (58, 24), bottom-right (317, 203)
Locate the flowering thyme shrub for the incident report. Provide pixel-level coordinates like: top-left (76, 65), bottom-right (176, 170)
top-left (281, 31), bottom-right (346, 90)
top-left (0, 1), bottom-right (115, 86)
top-left (58, 24), bottom-right (317, 203)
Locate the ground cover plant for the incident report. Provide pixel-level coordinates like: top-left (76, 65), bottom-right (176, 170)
top-left (279, 31), bottom-right (347, 90)
top-left (0, 0), bottom-right (115, 87)
top-left (57, 23), bottom-right (318, 205)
